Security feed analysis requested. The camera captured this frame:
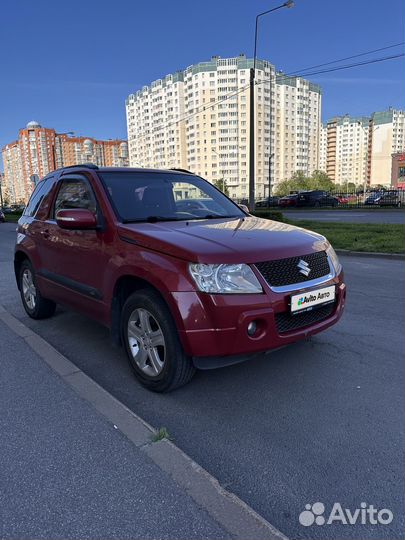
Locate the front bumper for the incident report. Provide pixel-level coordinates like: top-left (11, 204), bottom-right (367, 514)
top-left (173, 270), bottom-right (346, 360)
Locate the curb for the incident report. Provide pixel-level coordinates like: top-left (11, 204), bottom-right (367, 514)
top-left (0, 304), bottom-right (287, 540)
top-left (335, 249), bottom-right (405, 260)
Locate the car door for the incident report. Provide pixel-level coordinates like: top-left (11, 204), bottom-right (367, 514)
top-left (39, 174), bottom-right (109, 321)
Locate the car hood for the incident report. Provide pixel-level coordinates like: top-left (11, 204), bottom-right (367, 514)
top-left (117, 216), bottom-right (328, 264)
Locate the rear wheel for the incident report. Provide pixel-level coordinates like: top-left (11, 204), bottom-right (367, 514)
top-left (19, 260), bottom-right (56, 319)
top-left (121, 289), bottom-right (196, 392)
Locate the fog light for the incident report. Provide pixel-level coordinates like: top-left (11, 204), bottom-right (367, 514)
top-left (247, 321), bottom-right (257, 336)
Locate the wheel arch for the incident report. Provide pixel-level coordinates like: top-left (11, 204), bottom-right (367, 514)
top-left (110, 274), bottom-right (179, 347)
top-left (14, 250), bottom-right (30, 290)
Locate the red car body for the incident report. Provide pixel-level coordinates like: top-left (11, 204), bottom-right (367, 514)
top-left (336, 196), bottom-right (349, 205)
top-left (278, 195), bottom-right (298, 207)
top-left (15, 166), bottom-right (345, 371)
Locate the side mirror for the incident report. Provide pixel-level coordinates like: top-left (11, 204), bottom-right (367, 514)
top-left (239, 204), bottom-right (250, 213)
top-left (56, 209), bottom-right (97, 230)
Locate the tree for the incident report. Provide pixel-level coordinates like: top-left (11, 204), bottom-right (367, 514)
top-left (213, 179), bottom-right (229, 197)
top-left (275, 170), bottom-right (335, 196)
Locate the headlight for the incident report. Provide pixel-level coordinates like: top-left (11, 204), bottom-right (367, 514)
top-left (326, 244), bottom-right (342, 274)
top-left (189, 263), bottom-right (263, 294)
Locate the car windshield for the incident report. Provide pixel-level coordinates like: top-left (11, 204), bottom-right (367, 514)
top-left (99, 172), bottom-right (245, 222)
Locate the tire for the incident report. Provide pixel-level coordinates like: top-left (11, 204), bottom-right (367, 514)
top-left (314, 201), bottom-right (320, 208)
top-left (19, 260), bottom-right (56, 319)
top-left (121, 289), bottom-right (196, 392)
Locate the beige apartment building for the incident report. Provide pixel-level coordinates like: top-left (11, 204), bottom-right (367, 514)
top-left (320, 108), bottom-right (405, 187)
top-left (1, 121), bottom-right (129, 203)
top-left (369, 109), bottom-right (405, 185)
top-left (2, 140), bottom-right (24, 203)
top-left (126, 55), bottom-right (322, 199)
top-left (321, 115), bottom-right (370, 186)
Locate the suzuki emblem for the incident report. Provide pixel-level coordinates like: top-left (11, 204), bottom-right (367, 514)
top-left (297, 259), bottom-right (311, 277)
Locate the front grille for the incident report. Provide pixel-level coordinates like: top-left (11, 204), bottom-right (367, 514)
top-left (276, 303), bottom-right (335, 334)
top-left (255, 251), bottom-right (330, 288)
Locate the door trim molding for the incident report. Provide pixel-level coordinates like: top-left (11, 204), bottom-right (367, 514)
top-left (38, 269), bottom-right (103, 301)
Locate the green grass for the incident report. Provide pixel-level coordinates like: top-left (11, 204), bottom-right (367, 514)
top-left (288, 220), bottom-right (405, 254)
top-left (151, 427), bottom-right (171, 443)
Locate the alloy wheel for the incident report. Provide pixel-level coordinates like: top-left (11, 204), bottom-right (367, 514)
top-left (127, 308), bottom-right (166, 377)
top-left (22, 268), bottom-right (37, 310)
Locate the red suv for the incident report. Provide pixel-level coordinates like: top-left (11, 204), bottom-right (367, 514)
top-left (15, 165), bottom-right (346, 391)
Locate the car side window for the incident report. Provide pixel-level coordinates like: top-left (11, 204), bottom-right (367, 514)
top-left (53, 178), bottom-right (97, 218)
top-left (24, 179), bottom-right (51, 217)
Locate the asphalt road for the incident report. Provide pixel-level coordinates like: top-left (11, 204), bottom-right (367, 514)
top-left (283, 210), bottom-right (405, 224)
top-left (1, 222), bottom-right (404, 540)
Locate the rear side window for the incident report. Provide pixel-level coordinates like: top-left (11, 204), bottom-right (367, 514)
top-left (53, 178), bottom-right (97, 217)
top-left (24, 178), bottom-right (53, 217)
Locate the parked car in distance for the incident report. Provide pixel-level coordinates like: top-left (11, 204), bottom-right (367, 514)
top-left (336, 195), bottom-right (349, 205)
top-left (0, 209), bottom-right (5, 223)
top-left (295, 190), bottom-right (339, 208)
top-left (255, 196), bottom-right (280, 208)
top-left (365, 192), bottom-right (383, 205)
top-left (1, 206), bottom-right (13, 214)
top-left (15, 165), bottom-right (346, 392)
top-left (278, 194), bottom-right (298, 207)
top-left (378, 191), bottom-right (405, 207)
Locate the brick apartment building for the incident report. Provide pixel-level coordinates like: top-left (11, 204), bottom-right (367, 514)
top-left (2, 121), bottom-right (129, 203)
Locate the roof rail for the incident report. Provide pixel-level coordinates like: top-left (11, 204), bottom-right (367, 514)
top-left (53, 163), bottom-right (99, 174)
top-left (62, 163), bottom-right (98, 170)
top-left (170, 167), bottom-right (194, 175)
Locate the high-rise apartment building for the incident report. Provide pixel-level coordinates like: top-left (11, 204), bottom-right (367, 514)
top-left (275, 75), bottom-right (321, 183)
top-left (2, 140), bottom-right (24, 203)
top-left (1, 121), bottom-right (129, 203)
top-left (321, 115), bottom-right (370, 186)
top-left (320, 108), bottom-right (405, 187)
top-left (126, 55), bottom-right (322, 199)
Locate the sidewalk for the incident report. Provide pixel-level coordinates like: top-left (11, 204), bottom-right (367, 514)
top-left (0, 308), bottom-right (286, 540)
top-left (0, 317), bottom-right (230, 539)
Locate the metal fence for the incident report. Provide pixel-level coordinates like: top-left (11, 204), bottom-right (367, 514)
top-left (236, 189), bottom-right (405, 209)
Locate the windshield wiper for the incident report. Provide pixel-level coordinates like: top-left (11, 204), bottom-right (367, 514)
top-left (122, 216), bottom-right (184, 223)
top-left (122, 214), bottom-right (242, 224)
top-left (190, 214), bottom-right (241, 220)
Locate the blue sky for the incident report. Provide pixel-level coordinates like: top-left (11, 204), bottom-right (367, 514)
top-left (1, 0), bottom-right (404, 158)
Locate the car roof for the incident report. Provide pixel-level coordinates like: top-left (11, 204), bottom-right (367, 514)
top-left (97, 167), bottom-right (194, 175)
top-left (58, 165), bottom-right (194, 175)
top-left (40, 165), bottom-right (196, 183)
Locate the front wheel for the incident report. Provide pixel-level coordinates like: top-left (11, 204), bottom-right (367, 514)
top-left (121, 289), bottom-right (196, 392)
top-left (19, 260), bottom-right (56, 319)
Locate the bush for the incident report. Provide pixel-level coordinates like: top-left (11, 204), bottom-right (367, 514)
top-left (252, 210), bottom-right (284, 222)
top-left (4, 212), bottom-right (22, 223)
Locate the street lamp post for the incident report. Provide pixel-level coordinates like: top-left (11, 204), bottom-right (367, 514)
top-left (212, 148), bottom-right (226, 192)
top-left (268, 152), bottom-right (274, 199)
top-left (249, 0), bottom-right (294, 211)
top-left (0, 181), bottom-right (4, 208)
